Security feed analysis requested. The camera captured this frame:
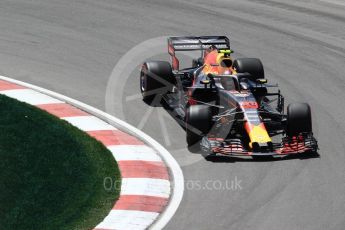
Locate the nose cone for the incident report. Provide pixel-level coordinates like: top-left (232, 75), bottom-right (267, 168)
top-left (245, 123), bottom-right (272, 150)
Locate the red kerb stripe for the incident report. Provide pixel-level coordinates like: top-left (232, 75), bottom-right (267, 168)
top-left (37, 103), bottom-right (89, 117)
top-left (118, 160), bottom-right (169, 180)
top-left (87, 130), bottom-right (144, 146)
top-left (0, 80), bottom-right (26, 91)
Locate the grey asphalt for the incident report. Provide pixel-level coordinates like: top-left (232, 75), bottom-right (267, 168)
top-left (1, 0), bottom-right (345, 229)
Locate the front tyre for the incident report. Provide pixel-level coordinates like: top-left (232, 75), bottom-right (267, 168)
top-left (186, 105), bottom-right (212, 152)
top-left (286, 103), bottom-right (312, 137)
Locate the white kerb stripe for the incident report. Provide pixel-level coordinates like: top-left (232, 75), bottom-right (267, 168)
top-left (95, 210), bottom-right (159, 230)
top-left (62, 116), bottom-right (117, 131)
top-left (0, 89), bottom-right (62, 105)
top-left (121, 178), bottom-right (170, 198)
top-left (108, 145), bottom-right (163, 162)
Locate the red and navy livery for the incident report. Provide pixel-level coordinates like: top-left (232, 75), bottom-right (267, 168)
top-left (140, 36), bottom-right (318, 158)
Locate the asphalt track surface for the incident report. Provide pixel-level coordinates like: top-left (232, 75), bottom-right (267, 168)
top-left (1, 0), bottom-right (345, 229)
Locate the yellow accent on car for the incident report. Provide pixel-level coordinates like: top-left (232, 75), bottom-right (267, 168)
top-left (256, 78), bottom-right (267, 84)
top-left (248, 125), bottom-right (272, 148)
top-left (219, 49), bottom-right (234, 54)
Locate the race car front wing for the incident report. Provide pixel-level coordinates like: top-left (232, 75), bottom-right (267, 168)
top-left (201, 133), bottom-right (318, 157)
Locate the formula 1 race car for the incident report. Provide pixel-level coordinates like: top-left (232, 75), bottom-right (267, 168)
top-left (140, 36), bottom-right (318, 157)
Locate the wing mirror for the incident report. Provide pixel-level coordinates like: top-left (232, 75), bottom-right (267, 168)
top-left (240, 82), bottom-right (249, 90)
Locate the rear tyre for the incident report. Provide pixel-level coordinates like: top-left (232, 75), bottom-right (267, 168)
top-left (233, 58), bottom-right (265, 80)
top-left (286, 103), bottom-right (312, 137)
top-left (140, 61), bottom-right (174, 104)
top-left (186, 105), bottom-right (212, 152)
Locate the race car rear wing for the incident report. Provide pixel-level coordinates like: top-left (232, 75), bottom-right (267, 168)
top-left (168, 36), bottom-right (230, 70)
top-left (168, 36), bottom-right (230, 52)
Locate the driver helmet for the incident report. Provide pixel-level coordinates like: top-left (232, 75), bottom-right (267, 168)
top-left (216, 52), bottom-right (233, 74)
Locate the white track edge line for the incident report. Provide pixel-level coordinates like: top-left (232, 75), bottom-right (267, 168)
top-left (0, 75), bottom-right (184, 230)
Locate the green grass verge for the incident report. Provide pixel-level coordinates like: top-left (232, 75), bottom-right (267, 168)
top-left (0, 94), bottom-right (121, 230)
